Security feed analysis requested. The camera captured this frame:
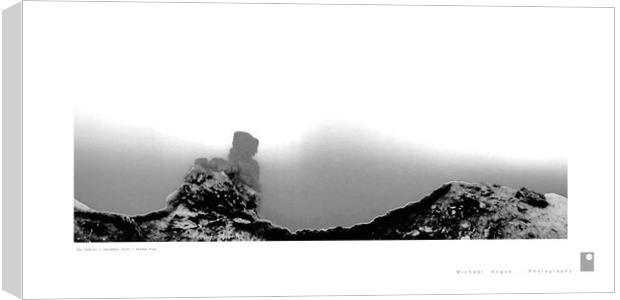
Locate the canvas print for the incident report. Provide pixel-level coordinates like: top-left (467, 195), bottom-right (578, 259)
top-left (74, 125), bottom-right (567, 242)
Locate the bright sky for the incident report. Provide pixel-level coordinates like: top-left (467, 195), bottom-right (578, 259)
top-left (67, 4), bottom-right (600, 164)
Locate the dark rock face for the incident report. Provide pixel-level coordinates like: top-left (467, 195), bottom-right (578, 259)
top-left (74, 210), bottom-right (145, 242)
top-left (290, 182), bottom-right (566, 240)
top-left (192, 131), bottom-right (261, 192)
top-left (74, 176), bottom-right (567, 242)
top-left (515, 187), bottom-right (549, 208)
top-left (228, 131), bottom-right (261, 192)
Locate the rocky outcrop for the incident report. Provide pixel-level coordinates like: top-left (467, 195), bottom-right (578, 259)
top-left (193, 131), bottom-right (261, 194)
top-left (290, 182), bottom-right (566, 240)
top-left (228, 131), bottom-right (261, 192)
top-left (74, 131), bottom-right (567, 242)
top-left (74, 201), bottom-right (145, 242)
top-left (74, 170), bottom-right (567, 242)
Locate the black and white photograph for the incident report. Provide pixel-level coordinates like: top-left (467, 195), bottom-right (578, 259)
top-left (69, 3), bottom-right (576, 243)
top-left (75, 123), bottom-right (567, 241)
top-left (74, 51), bottom-right (568, 241)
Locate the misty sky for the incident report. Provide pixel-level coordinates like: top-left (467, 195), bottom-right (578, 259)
top-left (71, 4), bottom-right (575, 230)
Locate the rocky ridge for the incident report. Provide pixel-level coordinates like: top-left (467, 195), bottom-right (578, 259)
top-left (74, 162), bottom-right (567, 242)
